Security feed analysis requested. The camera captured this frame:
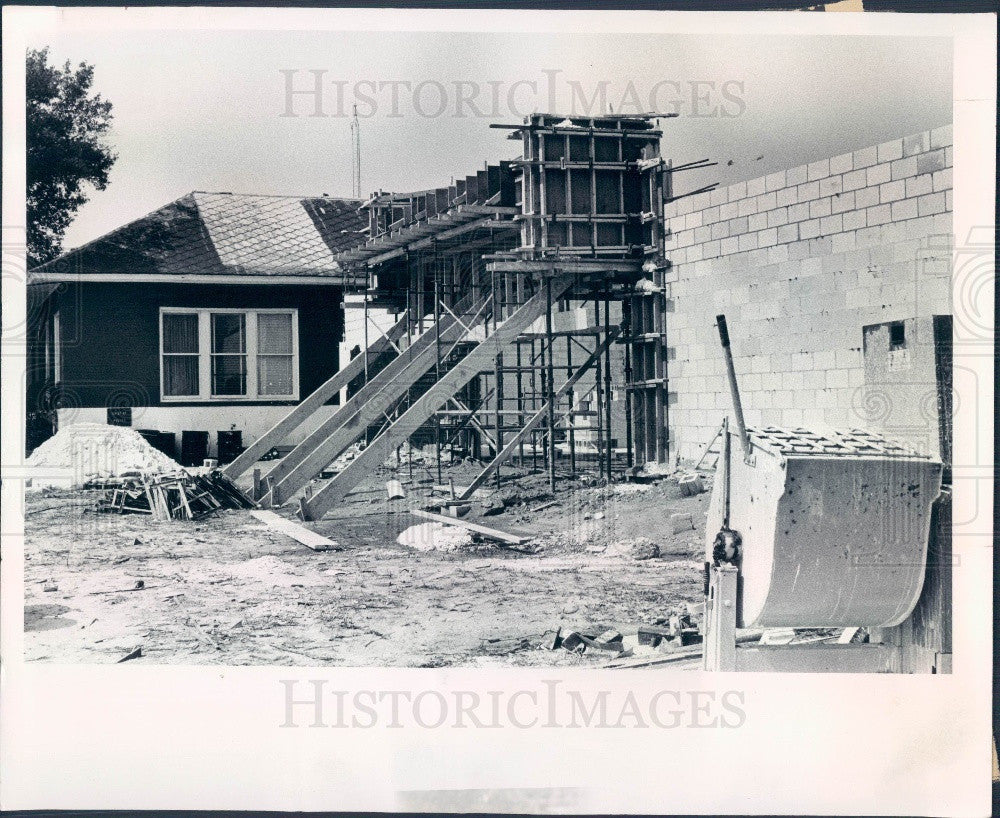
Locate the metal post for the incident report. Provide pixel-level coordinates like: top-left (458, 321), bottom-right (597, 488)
top-left (545, 278), bottom-right (556, 492)
top-left (623, 296), bottom-right (634, 469)
top-left (716, 314), bottom-right (751, 459)
top-left (566, 332), bottom-right (576, 476)
top-left (593, 299), bottom-right (604, 481)
top-left (434, 261), bottom-right (443, 485)
top-left (603, 297), bottom-right (613, 481)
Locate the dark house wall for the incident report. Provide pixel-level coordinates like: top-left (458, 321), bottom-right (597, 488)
top-left (48, 281), bottom-right (343, 409)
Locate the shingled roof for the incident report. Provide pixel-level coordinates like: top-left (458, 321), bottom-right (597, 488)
top-left (30, 192), bottom-right (368, 282)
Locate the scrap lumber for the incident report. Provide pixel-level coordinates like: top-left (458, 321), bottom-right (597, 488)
top-left (249, 510), bottom-right (339, 552)
top-left (409, 508), bottom-right (528, 545)
top-left (94, 470), bottom-right (256, 521)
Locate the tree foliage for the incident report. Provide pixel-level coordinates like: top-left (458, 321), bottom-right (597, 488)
top-left (26, 47), bottom-right (116, 267)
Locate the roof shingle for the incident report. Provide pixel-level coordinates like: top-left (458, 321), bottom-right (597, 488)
top-left (31, 191), bottom-right (368, 280)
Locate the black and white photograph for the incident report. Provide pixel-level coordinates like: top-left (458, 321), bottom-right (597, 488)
top-left (1, 4), bottom-right (995, 815)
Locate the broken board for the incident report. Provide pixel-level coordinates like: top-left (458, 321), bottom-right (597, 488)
top-left (250, 510), bottom-right (338, 552)
top-left (410, 508), bottom-right (529, 545)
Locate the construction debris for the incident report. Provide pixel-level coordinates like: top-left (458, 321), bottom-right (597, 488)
top-left (249, 510), bottom-right (339, 552)
top-left (94, 471), bottom-right (255, 521)
top-left (385, 480), bottom-right (406, 500)
top-left (670, 512), bottom-right (695, 533)
top-left (410, 508), bottom-right (530, 546)
top-left (678, 474), bottom-right (705, 496)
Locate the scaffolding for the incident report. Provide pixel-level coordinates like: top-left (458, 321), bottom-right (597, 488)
top-left (224, 113), bottom-right (693, 520)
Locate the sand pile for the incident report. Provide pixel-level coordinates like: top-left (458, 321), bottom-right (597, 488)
top-left (396, 522), bottom-right (472, 552)
top-left (26, 423), bottom-right (182, 486)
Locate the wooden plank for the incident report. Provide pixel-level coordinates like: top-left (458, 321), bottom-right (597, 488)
top-left (409, 508), bottom-right (528, 545)
top-left (301, 274), bottom-right (576, 521)
top-left (250, 510), bottom-right (338, 552)
top-left (267, 292), bottom-right (483, 505)
top-left (223, 310), bottom-right (410, 478)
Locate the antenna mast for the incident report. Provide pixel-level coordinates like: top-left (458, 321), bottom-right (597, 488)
top-left (350, 104), bottom-right (361, 198)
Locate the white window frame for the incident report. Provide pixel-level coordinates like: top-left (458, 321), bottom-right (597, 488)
top-left (159, 307), bottom-right (299, 402)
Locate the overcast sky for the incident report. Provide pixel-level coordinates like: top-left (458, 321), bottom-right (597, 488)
top-left (38, 29), bottom-right (952, 249)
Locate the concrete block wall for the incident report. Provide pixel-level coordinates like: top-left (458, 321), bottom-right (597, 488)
top-left (664, 124), bottom-right (953, 462)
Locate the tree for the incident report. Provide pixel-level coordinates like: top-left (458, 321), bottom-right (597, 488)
top-left (26, 47), bottom-right (116, 267)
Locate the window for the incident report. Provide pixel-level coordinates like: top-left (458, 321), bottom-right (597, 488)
top-left (889, 321), bottom-right (906, 350)
top-left (160, 309), bottom-right (298, 401)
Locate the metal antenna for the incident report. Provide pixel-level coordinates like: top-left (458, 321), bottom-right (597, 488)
top-left (350, 104), bottom-right (361, 198)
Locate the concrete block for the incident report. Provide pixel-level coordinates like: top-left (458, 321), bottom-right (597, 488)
top-left (877, 138), bottom-right (903, 163)
top-left (825, 369), bottom-right (849, 389)
top-left (730, 215), bottom-right (749, 235)
top-left (867, 204), bottom-right (891, 226)
top-left (737, 232), bottom-right (759, 252)
top-left (757, 191), bottom-right (777, 212)
top-left (748, 212), bottom-right (768, 232)
top-left (820, 214), bottom-right (843, 235)
top-left (776, 186), bottom-right (797, 207)
top-left (799, 219), bottom-right (821, 240)
top-left (945, 189), bottom-right (952, 211)
top-left (737, 197), bottom-right (758, 217)
top-left (879, 179), bottom-right (905, 203)
top-left (758, 227), bottom-right (778, 248)
top-left (788, 202), bottom-right (810, 223)
top-left (729, 180), bottom-right (747, 201)
top-left (709, 186), bottom-right (728, 207)
top-left (902, 131), bottom-right (929, 157)
top-left (809, 197), bottom-right (833, 219)
top-left (797, 180), bottom-right (820, 202)
top-left (807, 158), bottom-right (830, 181)
top-left (819, 175), bottom-right (843, 198)
top-left (841, 209), bottom-right (866, 234)
top-left (854, 185), bottom-right (879, 209)
top-left (905, 174), bottom-right (933, 198)
top-left (842, 168), bottom-right (867, 192)
top-left (890, 155), bottom-right (918, 181)
top-left (831, 231), bottom-right (856, 255)
top-left (853, 144), bottom-right (878, 169)
top-left (929, 123), bottom-right (953, 150)
top-left (685, 210), bottom-right (704, 230)
top-left (918, 192), bottom-right (947, 217)
top-left (945, 146), bottom-right (952, 167)
top-left (891, 198), bottom-right (918, 222)
top-left (830, 152), bottom-right (854, 175)
top-left (702, 205), bottom-right (721, 224)
top-left (916, 149), bottom-right (947, 175)
top-left (767, 244), bottom-right (789, 264)
top-left (776, 222), bottom-right (799, 245)
top-left (767, 207), bottom-right (790, 228)
top-left (785, 163), bottom-right (808, 187)
top-left (831, 191), bottom-right (855, 214)
top-left (747, 176), bottom-right (766, 197)
top-left (677, 476), bottom-right (704, 497)
top-left (719, 201), bottom-right (738, 220)
top-left (765, 170), bottom-right (786, 192)
top-left (720, 236), bottom-right (739, 256)
top-left (866, 163), bottom-right (891, 187)
top-left (932, 167), bottom-right (953, 193)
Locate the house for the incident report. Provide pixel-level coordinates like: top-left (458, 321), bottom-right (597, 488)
top-left (26, 191), bottom-right (368, 460)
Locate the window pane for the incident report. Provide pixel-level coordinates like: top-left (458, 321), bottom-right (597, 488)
top-left (212, 313), bottom-right (245, 353)
top-left (164, 313), bottom-right (199, 353)
top-left (164, 356), bottom-right (199, 396)
top-left (258, 355), bottom-right (293, 395)
top-left (257, 313), bottom-right (293, 355)
top-left (212, 354), bottom-right (246, 395)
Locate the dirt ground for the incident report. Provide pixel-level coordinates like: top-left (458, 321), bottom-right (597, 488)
top-left (23, 456), bottom-right (710, 666)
